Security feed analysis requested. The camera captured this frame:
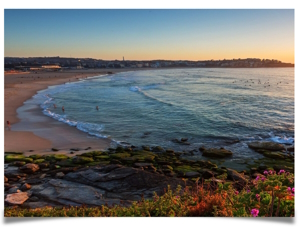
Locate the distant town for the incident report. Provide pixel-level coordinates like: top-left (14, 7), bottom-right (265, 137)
top-left (4, 57), bottom-right (294, 72)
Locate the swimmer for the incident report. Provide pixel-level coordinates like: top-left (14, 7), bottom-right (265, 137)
top-left (96, 106), bottom-right (99, 111)
top-left (62, 106), bottom-right (65, 112)
top-left (53, 104), bottom-right (56, 109)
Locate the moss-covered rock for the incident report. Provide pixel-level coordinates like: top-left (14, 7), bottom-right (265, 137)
top-left (175, 165), bottom-right (198, 173)
top-left (263, 152), bottom-right (286, 159)
top-left (94, 155), bottom-right (110, 160)
top-left (248, 142), bottom-right (285, 151)
top-left (80, 151), bottom-right (103, 157)
top-left (33, 159), bottom-right (45, 164)
top-left (72, 156), bottom-right (94, 164)
top-left (45, 154), bottom-right (69, 162)
top-left (29, 154), bottom-right (43, 160)
top-left (12, 161), bottom-right (26, 167)
top-left (110, 152), bottom-right (131, 159)
top-left (5, 154), bottom-right (26, 163)
top-left (202, 148), bottom-right (233, 158)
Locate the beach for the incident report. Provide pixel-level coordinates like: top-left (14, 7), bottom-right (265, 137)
top-left (4, 69), bottom-right (144, 156)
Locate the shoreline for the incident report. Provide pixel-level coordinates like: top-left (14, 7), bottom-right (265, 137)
top-left (4, 68), bottom-right (148, 154)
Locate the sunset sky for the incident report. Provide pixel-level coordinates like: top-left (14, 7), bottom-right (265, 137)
top-left (4, 9), bottom-right (294, 63)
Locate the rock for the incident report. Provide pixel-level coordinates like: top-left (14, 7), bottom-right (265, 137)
top-left (70, 151), bottom-right (74, 154)
top-left (263, 152), bottom-right (286, 159)
top-left (116, 146), bottom-right (124, 152)
top-left (8, 186), bottom-right (20, 194)
top-left (40, 174), bottom-right (47, 179)
top-left (70, 148), bottom-right (81, 151)
top-left (5, 192), bottom-right (29, 205)
top-left (202, 148), bottom-right (233, 158)
top-left (52, 148), bottom-right (59, 151)
top-left (202, 170), bottom-right (215, 179)
top-left (20, 163), bottom-right (40, 174)
top-left (38, 162), bottom-right (49, 169)
top-left (133, 163), bottom-right (153, 168)
top-left (13, 161), bottom-right (26, 167)
top-left (287, 146), bottom-right (294, 152)
top-left (199, 146), bottom-right (206, 152)
top-left (29, 154), bottom-right (43, 160)
top-left (142, 146), bottom-right (150, 151)
top-left (181, 138), bottom-right (188, 142)
top-left (72, 156), bottom-right (94, 164)
top-left (248, 142), bottom-right (285, 151)
top-left (227, 168), bottom-right (248, 185)
top-left (273, 165), bottom-right (294, 173)
top-left (5, 176), bottom-right (8, 183)
top-left (56, 172), bottom-right (65, 178)
top-left (185, 171), bottom-right (200, 178)
top-left (209, 178), bottom-right (225, 190)
top-left (20, 183), bottom-right (31, 191)
top-left (162, 165), bottom-right (173, 171)
top-left (166, 149), bottom-right (175, 154)
top-left (28, 196), bottom-right (39, 202)
top-left (85, 147), bottom-right (92, 150)
top-left (152, 146), bottom-right (164, 152)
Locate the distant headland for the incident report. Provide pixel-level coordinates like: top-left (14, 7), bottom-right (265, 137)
top-left (5, 57), bottom-right (294, 72)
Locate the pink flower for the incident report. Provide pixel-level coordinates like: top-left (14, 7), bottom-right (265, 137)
top-left (261, 177), bottom-right (266, 182)
top-left (256, 194), bottom-right (261, 200)
top-left (287, 187), bottom-right (291, 193)
top-left (235, 191), bottom-right (239, 195)
top-left (286, 172), bottom-right (290, 176)
top-left (263, 171), bottom-right (268, 175)
top-left (251, 208), bottom-right (259, 217)
top-left (279, 170), bottom-right (285, 175)
top-left (269, 170), bottom-right (275, 175)
top-left (292, 188), bottom-right (294, 194)
top-left (247, 190), bottom-right (251, 193)
top-left (255, 176), bottom-right (260, 181)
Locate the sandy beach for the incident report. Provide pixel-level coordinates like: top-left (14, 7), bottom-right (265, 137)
top-left (4, 68), bottom-right (144, 156)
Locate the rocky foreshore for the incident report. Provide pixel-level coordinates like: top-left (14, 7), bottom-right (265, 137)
top-left (4, 141), bottom-right (294, 209)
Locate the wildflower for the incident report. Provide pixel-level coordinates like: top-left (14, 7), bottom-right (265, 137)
top-left (279, 170), bottom-right (285, 175)
top-left (269, 170), bottom-right (274, 175)
top-left (255, 176), bottom-right (260, 181)
top-left (292, 188), bottom-right (294, 194)
top-left (251, 208), bottom-right (259, 217)
top-left (287, 187), bottom-right (291, 193)
top-left (263, 170), bottom-right (268, 175)
top-left (261, 177), bottom-right (266, 182)
top-left (286, 172), bottom-right (290, 176)
top-left (235, 191), bottom-right (239, 195)
top-left (247, 190), bottom-right (251, 193)
top-left (256, 194), bottom-right (261, 200)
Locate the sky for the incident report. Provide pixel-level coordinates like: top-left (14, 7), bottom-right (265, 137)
top-left (4, 9), bottom-right (294, 63)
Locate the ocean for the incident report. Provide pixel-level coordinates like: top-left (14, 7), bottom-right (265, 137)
top-left (29, 68), bottom-right (294, 168)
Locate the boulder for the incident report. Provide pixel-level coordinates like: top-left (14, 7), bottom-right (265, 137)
top-left (248, 142), bottom-right (285, 151)
top-left (287, 146), bottom-right (294, 152)
top-left (202, 148), bottom-right (233, 158)
top-left (181, 138), bottom-right (188, 142)
top-left (227, 168), bottom-right (248, 185)
top-left (51, 148), bottom-right (59, 151)
top-left (8, 187), bottom-right (20, 194)
top-left (263, 152), bottom-right (286, 159)
top-left (152, 146), bottom-right (164, 152)
top-left (20, 163), bottom-right (40, 174)
top-left (20, 183), bottom-right (31, 191)
top-left (72, 156), bottom-right (94, 164)
top-left (133, 163), bottom-right (153, 168)
top-left (202, 170), bottom-right (215, 179)
top-left (55, 172), bottom-right (65, 178)
top-left (5, 192), bottom-right (29, 205)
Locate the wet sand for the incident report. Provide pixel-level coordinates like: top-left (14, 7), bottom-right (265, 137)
top-left (4, 68), bottom-right (145, 155)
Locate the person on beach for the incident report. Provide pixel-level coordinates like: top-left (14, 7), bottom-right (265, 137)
top-left (6, 121), bottom-right (11, 130)
top-left (96, 106), bottom-right (99, 111)
top-left (62, 106), bottom-right (65, 112)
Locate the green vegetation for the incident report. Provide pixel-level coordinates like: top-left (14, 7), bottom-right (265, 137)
top-left (4, 170), bottom-right (294, 217)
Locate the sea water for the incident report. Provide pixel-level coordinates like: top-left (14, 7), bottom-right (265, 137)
top-left (30, 68), bottom-right (294, 166)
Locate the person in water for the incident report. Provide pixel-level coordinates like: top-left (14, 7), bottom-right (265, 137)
top-left (53, 104), bottom-right (56, 109)
top-left (96, 106), bottom-right (99, 111)
top-left (62, 106), bottom-right (65, 112)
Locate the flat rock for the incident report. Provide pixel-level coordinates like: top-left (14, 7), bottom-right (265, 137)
top-left (20, 163), bottom-right (40, 174)
top-left (185, 171), bottom-right (200, 178)
top-left (202, 148), bottom-right (233, 158)
top-left (202, 170), bottom-right (215, 179)
top-left (248, 142), bottom-right (285, 151)
top-left (133, 163), bottom-right (153, 168)
top-left (5, 192), bottom-right (29, 205)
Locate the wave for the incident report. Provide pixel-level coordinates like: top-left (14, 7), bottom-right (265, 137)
top-left (129, 85), bottom-right (173, 106)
